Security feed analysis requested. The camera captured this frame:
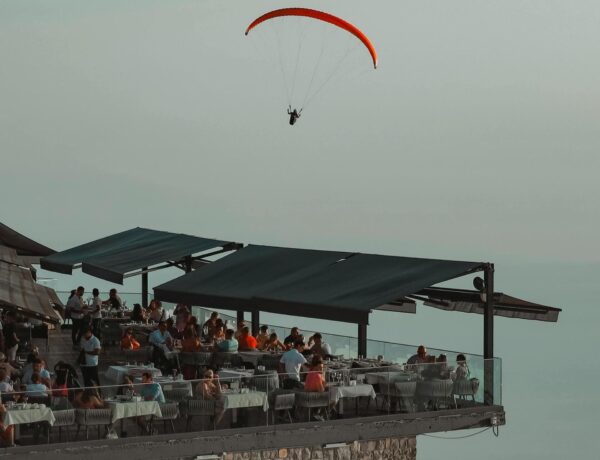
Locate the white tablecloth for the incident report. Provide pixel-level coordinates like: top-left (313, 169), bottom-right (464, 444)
top-left (238, 351), bottom-right (269, 367)
top-left (106, 400), bottom-right (162, 423)
top-left (217, 369), bottom-right (254, 382)
top-left (219, 391), bottom-right (269, 411)
top-left (364, 371), bottom-right (415, 385)
top-left (329, 383), bottom-right (376, 405)
top-left (5, 406), bottom-right (56, 426)
top-left (105, 365), bottom-right (162, 384)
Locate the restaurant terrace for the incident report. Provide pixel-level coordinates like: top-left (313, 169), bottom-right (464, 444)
top-left (0, 223), bottom-right (560, 458)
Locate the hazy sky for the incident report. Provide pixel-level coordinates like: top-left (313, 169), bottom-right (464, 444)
top-left (1, 2), bottom-right (599, 458)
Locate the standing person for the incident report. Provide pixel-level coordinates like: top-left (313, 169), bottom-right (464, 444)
top-left (2, 312), bottom-right (20, 363)
top-left (202, 311), bottom-right (218, 338)
top-left (90, 288), bottom-right (103, 339)
top-left (80, 327), bottom-right (101, 388)
top-left (67, 286), bottom-right (85, 347)
top-left (255, 325), bottom-right (270, 350)
top-left (174, 304), bottom-right (191, 332)
top-left (279, 339), bottom-right (308, 389)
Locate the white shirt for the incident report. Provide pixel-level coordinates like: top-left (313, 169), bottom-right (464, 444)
top-left (280, 349), bottom-right (307, 381)
top-left (67, 295), bottom-right (84, 319)
top-left (90, 296), bottom-right (103, 319)
top-left (81, 335), bottom-right (101, 366)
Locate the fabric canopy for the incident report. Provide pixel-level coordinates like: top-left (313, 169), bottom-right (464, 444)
top-left (0, 222), bottom-right (55, 262)
top-left (40, 227), bottom-right (231, 284)
top-left (0, 260), bottom-right (63, 323)
top-left (420, 287), bottom-right (561, 322)
top-left (154, 245), bottom-right (484, 323)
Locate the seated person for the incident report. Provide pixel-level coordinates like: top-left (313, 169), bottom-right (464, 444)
top-left (255, 325), bottom-right (270, 350)
top-left (420, 355), bottom-right (440, 380)
top-left (165, 318), bottom-right (181, 340)
top-left (0, 369), bottom-right (16, 398)
top-left (234, 320), bottom-right (245, 340)
top-left (215, 329), bottom-right (238, 352)
top-left (237, 326), bottom-right (258, 351)
top-left (407, 345), bottom-right (428, 365)
top-left (121, 328), bottom-right (141, 350)
top-left (212, 324), bottom-right (226, 343)
top-left (131, 303), bottom-right (146, 322)
top-left (283, 327), bottom-right (301, 349)
top-left (304, 355), bottom-right (327, 392)
top-left (263, 332), bottom-right (285, 352)
top-left (186, 316), bottom-right (202, 338)
top-left (139, 372), bottom-right (165, 403)
top-left (148, 300), bottom-right (165, 322)
top-left (202, 311), bottom-right (219, 339)
top-left (0, 404), bottom-right (15, 447)
top-left (22, 358), bottom-right (51, 387)
top-left (73, 388), bottom-right (105, 409)
top-left (454, 354), bottom-right (470, 380)
top-left (117, 375), bottom-right (136, 396)
top-left (181, 327), bottom-right (201, 352)
top-left (196, 369), bottom-right (225, 425)
top-left (308, 333), bottom-right (332, 357)
top-left (103, 288), bottom-right (123, 311)
top-left (24, 373), bottom-right (50, 397)
top-left (0, 353), bottom-right (18, 380)
top-left (149, 321), bottom-right (173, 352)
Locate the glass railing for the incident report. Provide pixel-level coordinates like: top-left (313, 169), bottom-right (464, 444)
top-left (56, 291), bottom-right (502, 408)
top-left (2, 358), bottom-right (501, 447)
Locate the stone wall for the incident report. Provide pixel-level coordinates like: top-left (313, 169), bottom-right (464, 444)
top-left (221, 436), bottom-right (416, 460)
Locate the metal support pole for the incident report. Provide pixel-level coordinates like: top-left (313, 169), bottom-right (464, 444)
top-left (141, 267), bottom-right (149, 309)
top-left (483, 263), bottom-right (495, 405)
top-left (251, 310), bottom-right (260, 337)
top-left (237, 310), bottom-right (244, 326)
top-left (358, 323), bottom-right (367, 358)
top-left (184, 256), bottom-right (193, 273)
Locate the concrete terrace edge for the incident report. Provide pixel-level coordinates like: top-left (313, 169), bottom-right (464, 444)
top-left (0, 405), bottom-right (505, 459)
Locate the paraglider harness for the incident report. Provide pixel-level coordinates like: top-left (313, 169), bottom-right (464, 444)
top-left (287, 106), bottom-right (302, 126)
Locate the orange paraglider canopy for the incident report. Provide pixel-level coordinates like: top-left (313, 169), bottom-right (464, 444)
top-left (245, 7), bottom-right (378, 69)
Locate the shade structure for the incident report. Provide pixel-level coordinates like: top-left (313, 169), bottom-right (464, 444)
top-left (420, 287), bottom-right (561, 322)
top-left (40, 227), bottom-right (232, 284)
top-left (0, 222), bottom-right (55, 264)
top-left (154, 245), bottom-right (484, 324)
top-left (0, 260), bottom-right (62, 323)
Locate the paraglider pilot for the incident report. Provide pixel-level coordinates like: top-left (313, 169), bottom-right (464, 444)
top-left (287, 106), bottom-right (301, 126)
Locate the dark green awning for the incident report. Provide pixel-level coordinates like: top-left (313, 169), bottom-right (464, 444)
top-left (154, 245), bottom-right (484, 324)
top-left (40, 227), bottom-right (232, 284)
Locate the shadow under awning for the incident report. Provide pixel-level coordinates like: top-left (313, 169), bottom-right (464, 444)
top-left (418, 287), bottom-right (561, 322)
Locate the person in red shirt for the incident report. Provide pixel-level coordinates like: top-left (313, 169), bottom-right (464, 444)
top-left (237, 326), bottom-right (258, 351)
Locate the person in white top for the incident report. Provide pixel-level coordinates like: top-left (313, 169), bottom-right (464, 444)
top-left (67, 286), bottom-right (85, 346)
top-left (80, 327), bottom-right (101, 388)
top-left (279, 339), bottom-right (308, 389)
top-left (90, 288), bottom-right (103, 338)
top-left (308, 333), bottom-right (333, 357)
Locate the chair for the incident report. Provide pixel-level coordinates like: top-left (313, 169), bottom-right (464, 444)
top-left (394, 381), bottom-right (417, 413)
top-left (452, 378), bottom-right (479, 408)
top-left (180, 399), bottom-right (216, 431)
top-left (251, 370), bottom-right (279, 393)
top-left (268, 391), bottom-right (295, 424)
top-left (294, 391), bottom-right (330, 421)
top-left (151, 402), bottom-right (180, 433)
top-left (418, 379), bottom-right (454, 410)
top-left (74, 408), bottom-right (113, 440)
top-left (164, 388), bottom-right (192, 403)
top-left (48, 408), bottom-right (76, 442)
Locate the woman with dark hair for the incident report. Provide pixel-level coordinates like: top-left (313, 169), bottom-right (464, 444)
top-left (131, 304), bottom-right (146, 322)
top-left (121, 328), bottom-right (140, 350)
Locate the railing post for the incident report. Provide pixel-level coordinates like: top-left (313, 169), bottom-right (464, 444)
top-left (141, 267), bottom-right (149, 309)
top-left (237, 310), bottom-right (245, 325)
top-left (251, 310), bottom-right (260, 336)
top-left (358, 323), bottom-right (367, 358)
top-left (483, 263), bottom-right (495, 405)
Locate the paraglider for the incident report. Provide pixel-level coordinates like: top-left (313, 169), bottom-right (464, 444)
top-left (245, 8), bottom-right (377, 125)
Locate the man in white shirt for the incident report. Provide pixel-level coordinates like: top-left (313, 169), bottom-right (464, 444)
top-left (279, 339), bottom-right (307, 389)
top-left (90, 288), bottom-right (103, 339)
top-left (67, 286), bottom-right (85, 347)
top-left (309, 333), bottom-right (333, 357)
top-left (148, 321), bottom-right (173, 372)
top-left (80, 327), bottom-right (101, 388)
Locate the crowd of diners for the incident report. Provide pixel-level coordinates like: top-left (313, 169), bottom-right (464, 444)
top-left (0, 287), bottom-right (473, 446)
